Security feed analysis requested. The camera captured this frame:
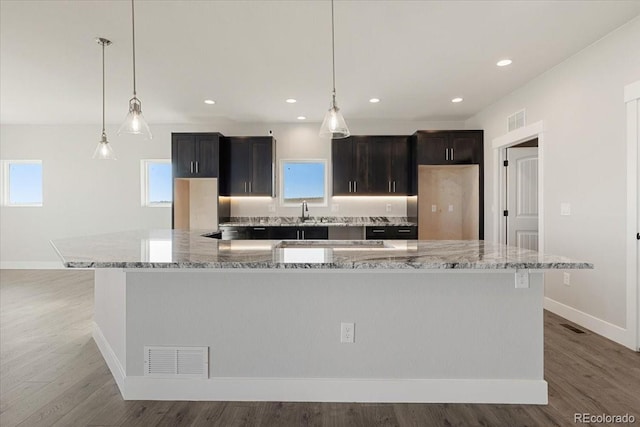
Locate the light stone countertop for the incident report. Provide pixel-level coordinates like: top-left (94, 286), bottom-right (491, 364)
top-left (51, 229), bottom-right (593, 270)
top-left (219, 216), bottom-right (416, 227)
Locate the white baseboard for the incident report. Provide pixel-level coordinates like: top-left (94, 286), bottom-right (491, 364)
top-left (0, 261), bottom-right (65, 270)
top-left (92, 323), bottom-right (126, 393)
top-left (92, 324), bottom-right (546, 404)
top-left (544, 297), bottom-right (635, 350)
top-left (122, 377), bottom-right (547, 404)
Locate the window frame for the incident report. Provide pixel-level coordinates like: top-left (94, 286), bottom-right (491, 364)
top-left (1, 160), bottom-right (44, 207)
top-left (140, 159), bottom-right (172, 208)
top-left (279, 159), bottom-right (328, 207)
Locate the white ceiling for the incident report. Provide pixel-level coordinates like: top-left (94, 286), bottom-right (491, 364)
top-left (1, 0), bottom-right (639, 125)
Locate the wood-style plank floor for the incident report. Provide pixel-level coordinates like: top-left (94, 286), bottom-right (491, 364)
top-left (1, 269), bottom-right (638, 427)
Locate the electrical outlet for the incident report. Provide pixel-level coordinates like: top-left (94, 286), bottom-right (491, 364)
top-left (331, 204), bottom-right (339, 212)
top-left (448, 204), bottom-right (454, 212)
top-left (340, 322), bottom-right (355, 343)
top-left (563, 272), bottom-right (570, 286)
top-left (560, 203), bottom-right (571, 216)
top-left (268, 204), bottom-right (276, 213)
top-left (386, 203), bottom-right (392, 213)
top-left (431, 204), bottom-right (437, 212)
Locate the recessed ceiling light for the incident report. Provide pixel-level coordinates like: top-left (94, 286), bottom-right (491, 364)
top-left (204, 99), bottom-right (215, 104)
top-left (496, 59), bottom-right (512, 67)
top-left (297, 116), bottom-right (307, 120)
top-left (286, 98), bottom-right (297, 104)
top-left (369, 98), bottom-right (380, 103)
top-left (451, 97), bottom-right (463, 103)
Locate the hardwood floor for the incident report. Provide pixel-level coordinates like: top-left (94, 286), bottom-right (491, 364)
top-left (1, 269), bottom-right (638, 427)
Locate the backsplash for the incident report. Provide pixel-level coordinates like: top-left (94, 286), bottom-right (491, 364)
top-left (221, 216), bottom-right (414, 226)
top-left (229, 196), bottom-right (411, 217)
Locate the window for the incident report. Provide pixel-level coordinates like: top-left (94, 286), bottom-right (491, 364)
top-left (141, 160), bottom-right (172, 207)
top-left (280, 160), bottom-right (327, 206)
top-left (2, 160), bottom-right (43, 206)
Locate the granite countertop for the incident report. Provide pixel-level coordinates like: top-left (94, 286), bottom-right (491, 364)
top-left (219, 217), bottom-right (417, 227)
top-left (51, 229), bottom-right (593, 270)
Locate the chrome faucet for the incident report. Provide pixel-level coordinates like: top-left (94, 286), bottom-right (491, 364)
top-left (301, 200), bottom-right (309, 222)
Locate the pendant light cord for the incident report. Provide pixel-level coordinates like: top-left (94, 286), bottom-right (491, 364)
top-left (131, 0), bottom-right (137, 97)
top-left (331, 0), bottom-right (336, 98)
top-left (101, 41), bottom-right (106, 135)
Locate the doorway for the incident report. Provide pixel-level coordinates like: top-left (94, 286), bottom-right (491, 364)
top-left (492, 121), bottom-right (545, 252)
top-left (625, 80), bottom-right (640, 351)
top-left (505, 140), bottom-right (539, 250)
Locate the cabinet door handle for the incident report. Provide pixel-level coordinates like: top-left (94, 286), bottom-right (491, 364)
top-left (244, 182), bottom-right (247, 193)
top-left (302, 230), bottom-right (305, 239)
top-left (354, 181), bottom-right (357, 192)
top-left (451, 148), bottom-right (454, 161)
top-left (296, 230), bottom-right (300, 240)
top-left (393, 181), bottom-right (396, 192)
top-left (445, 148), bottom-right (449, 161)
top-left (348, 181), bottom-right (352, 192)
top-left (190, 161), bottom-right (194, 173)
top-left (195, 161), bottom-right (199, 174)
top-left (389, 181), bottom-right (391, 193)
top-left (249, 181), bottom-right (252, 193)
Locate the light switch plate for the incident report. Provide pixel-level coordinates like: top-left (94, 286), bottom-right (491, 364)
top-left (268, 204), bottom-right (276, 213)
top-left (386, 204), bottom-right (392, 213)
top-left (448, 204), bottom-right (454, 212)
top-left (331, 204), bottom-right (339, 212)
top-left (431, 205), bottom-right (437, 212)
top-left (560, 203), bottom-right (571, 216)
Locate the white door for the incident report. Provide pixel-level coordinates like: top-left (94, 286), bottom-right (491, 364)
top-left (507, 147), bottom-right (539, 250)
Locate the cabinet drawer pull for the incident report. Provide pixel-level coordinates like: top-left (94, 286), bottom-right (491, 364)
top-left (226, 230), bottom-right (238, 233)
top-left (253, 227), bottom-right (265, 231)
top-left (398, 229), bottom-right (411, 233)
top-left (372, 229), bottom-right (385, 233)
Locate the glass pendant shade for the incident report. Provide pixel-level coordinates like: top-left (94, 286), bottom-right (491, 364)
top-left (118, 97), bottom-right (152, 139)
top-left (319, 102), bottom-right (350, 139)
top-left (93, 135), bottom-right (117, 160)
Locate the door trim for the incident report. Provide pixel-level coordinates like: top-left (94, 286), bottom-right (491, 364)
top-left (625, 80), bottom-right (640, 351)
top-left (492, 121), bottom-right (545, 253)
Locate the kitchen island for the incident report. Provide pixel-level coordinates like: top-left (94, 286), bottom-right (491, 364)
top-left (51, 229), bottom-right (592, 404)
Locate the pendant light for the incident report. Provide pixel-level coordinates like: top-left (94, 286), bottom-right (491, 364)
top-left (118, 0), bottom-right (152, 139)
top-left (319, 0), bottom-right (350, 139)
top-left (93, 38), bottom-right (116, 160)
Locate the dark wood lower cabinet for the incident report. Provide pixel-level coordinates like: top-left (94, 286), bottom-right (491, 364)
top-left (365, 226), bottom-right (418, 240)
top-left (222, 226), bottom-right (329, 240)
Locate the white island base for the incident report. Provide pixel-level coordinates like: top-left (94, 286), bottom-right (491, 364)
top-left (93, 268), bottom-right (546, 404)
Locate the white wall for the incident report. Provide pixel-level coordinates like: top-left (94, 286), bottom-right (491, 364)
top-left (466, 17), bottom-right (640, 330)
top-left (0, 119), bottom-right (462, 265)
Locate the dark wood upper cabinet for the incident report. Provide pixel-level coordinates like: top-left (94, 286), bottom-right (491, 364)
top-left (172, 133), bottom-right (221, 178)
top-left (413, 130), bottom-right (482, 165)
top-left (220, 136), bottom-right (275, 196)
top-left (332, 136), bottom-right (410, 195)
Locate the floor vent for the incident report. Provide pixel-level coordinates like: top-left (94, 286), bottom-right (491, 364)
top-left (144, 346), bottom-right (208, 378)
top-left (508, 109), bottom-right (526, 132)
top-left (560, 324), bottom-right (586, 334)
